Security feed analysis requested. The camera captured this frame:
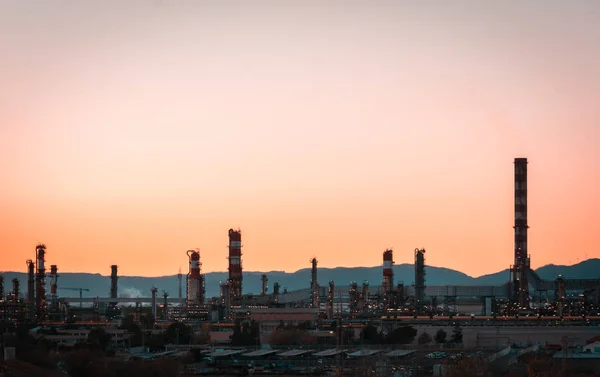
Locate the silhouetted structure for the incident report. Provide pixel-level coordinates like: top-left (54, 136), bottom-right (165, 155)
top-left (186, 249), bottom-right (205, 304)
top-left (261, 274), bottom-right (268, 296)
top-left (35, 244), bottom-right (47, 321)
top-left (310, 258), bottom-right (319, 308)
top-left (49, 265), bottom-right (58, 310)
top-left (511, 157), bottom-right (530, 309)
top-left (382, 249), bottom-right (394, 309)
top-left (414, 248), bottom-right (426, 314)
top-left (228, 229), bottom-right (243, 301)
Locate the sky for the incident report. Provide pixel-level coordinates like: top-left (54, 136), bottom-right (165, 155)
top-left (1, 0), bottom-right (599, 278)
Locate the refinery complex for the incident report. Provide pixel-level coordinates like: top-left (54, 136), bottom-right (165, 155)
top-left (1, 158), bottom-right (600, 328)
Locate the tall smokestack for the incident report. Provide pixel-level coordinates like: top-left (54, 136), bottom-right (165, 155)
top-left (261, 274), bottom-right (268, 296)
top-left (35, 244), bottom-right (47, 321)
top-left (0, 274), bottom-right (4, 301)
top-left (382, 249), bottom-right (394, 308)
top-left (49, 265), bottom-right (58, 309)
top-left (228, 229), bottom-right (243, 301)
top-left (110, 265), bottom-right (118, 299)
top-left (512, 158), bottom-right (530, 309)
top-left (310, 258), bottom-right (319, 308)
top-left (186, 249), bottom-right (205, 304)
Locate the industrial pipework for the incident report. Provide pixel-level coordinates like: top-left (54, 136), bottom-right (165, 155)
top-left (310, 258), bottom-right (319, 308)
top-left (35, 244), bottom-right (47, 321)
top-left (382, 249), bottom-right (394, 308)
top-left (228, 229), bottom-right (243, 301)
top-left (511, 157), bottom-right (530, 309)
top-left (186, 249), bottom-right (205, 304)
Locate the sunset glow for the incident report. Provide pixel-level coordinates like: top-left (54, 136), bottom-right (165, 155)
top-left (1, 1), bottom-right (599, 277)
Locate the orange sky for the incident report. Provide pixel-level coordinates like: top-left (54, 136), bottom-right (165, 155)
top-left (1, 1), bottom-right (599, 278)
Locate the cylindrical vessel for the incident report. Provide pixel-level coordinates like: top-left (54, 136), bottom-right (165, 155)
top-left (228, 229), bottom-right (243, 300)
top-left (50, 265), bottom-right (58, 296)
top-left (382, 249), bottom-right (394, 294)
top-left (187, 250), bottom-right (204, 304)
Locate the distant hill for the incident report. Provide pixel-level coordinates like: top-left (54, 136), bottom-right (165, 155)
top-left (2, 259), bottom-right (598, 299)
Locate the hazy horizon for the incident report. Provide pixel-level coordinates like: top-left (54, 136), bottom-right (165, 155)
top-left (1, 1), bottom-right (599, 277)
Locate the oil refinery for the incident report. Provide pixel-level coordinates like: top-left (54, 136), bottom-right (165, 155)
top-left (1, 158), bottom-right (600, 328)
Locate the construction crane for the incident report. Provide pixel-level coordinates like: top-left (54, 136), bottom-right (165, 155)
top-left (59, 287), bottom-right (90, 308)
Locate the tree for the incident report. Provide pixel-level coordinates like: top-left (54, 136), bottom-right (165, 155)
top-left (360, 325), bottom-right (382, 344)
top-left (120, 314), bottom-right (142, 347)
top-left (450, 325), bottom-right (463, 344)
top-left (446, 358), bottom-right (487, 377)
top-left (418, 331), bottom-right (432, 345)
top-left (230, 319), bottom-right (261, 346)
top-left (434, 329), bottom-right (447, 344)
top-left (384, 326), bottom-right (417, 344)
top-left (87, 327), bottom-right (112, 351)
top-left (166, 322), bottom-right (192, 345)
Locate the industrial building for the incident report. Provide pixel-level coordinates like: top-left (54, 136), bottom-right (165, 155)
top-left (2, 158), bottom-right (600, 333)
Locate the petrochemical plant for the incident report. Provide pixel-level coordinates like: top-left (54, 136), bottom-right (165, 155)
top-left (1, 158), bottom-right (600, 328)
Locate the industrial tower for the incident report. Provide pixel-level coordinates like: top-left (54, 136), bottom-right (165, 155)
top-left (382, 249), bottom-right (394, 308)
top-left (106, 265), bottom-right (120, 319)
top-left (414, 248), bottom-right (426, 314)
top-left (310, 258), bottom-right (319, 308)
top-left (186, 249), bottom-right (205, 304)
top-left (228, 229), bottom-right (243, 301)
top-left (49, 265), bottom-right (59, 310)
top-left (511, 158), bottom-right (530, 309)
top-left (35, 244), bottom-right (47, 321)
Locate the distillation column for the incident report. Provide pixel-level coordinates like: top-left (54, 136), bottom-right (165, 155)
top-left (186, 249), bottom-right (205, 304)
top-left (12, 278), bottom-right (20, 302)
top-left (326, 280), bottom-right (335, 320)
top-left (512, 158), bottom-right (530, 309)
top-left (26, 260), bottom-right (34, 317)
top-left (382, 249), bottom-right (394, 308)
top-left (310, 258), bottom-right (319, 308)
top-left (361, 281), bottom-right (369, 312)
top-left (49, 265), bottom-right (59, 310)
top-left (261, 274), bottom-right (268, 296)
top-left (414, 248), bottom-right (427, 315)
top-left (35, 244), bottom-right (47, 321)
top-left (556, 276), bottom-right (566, 317)
top-left (228, 229), bottom-right (243, 301)
top-left (151, 287), bottom-right (158, 322)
